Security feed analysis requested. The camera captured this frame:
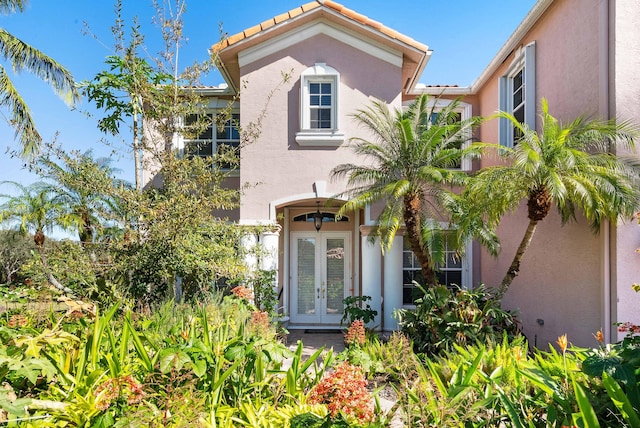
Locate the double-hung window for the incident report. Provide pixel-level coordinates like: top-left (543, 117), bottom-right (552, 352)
top-left (499, 42), bottom-right (536, 147)
top-left (184, 112), bottom-right (240, 171)
top-left (296, 63), bottom-right (344, 146)
top-left (408, 98), bottom-right (473, 171)
top-left (309, 81), bottom-right (333, 129)
top-left (402, 234), bottom-right (470, 305)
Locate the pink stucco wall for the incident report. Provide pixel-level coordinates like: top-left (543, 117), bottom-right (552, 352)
top-left (472, 0), bottom-right (608, 348)
top-left (238, 33), bottom-right (402, 221)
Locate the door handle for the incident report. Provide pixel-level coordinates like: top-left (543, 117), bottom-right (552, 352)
top-left (322, 287), bottom-right (325, 299)
top-left (317, 288), bottom-right (320, 299)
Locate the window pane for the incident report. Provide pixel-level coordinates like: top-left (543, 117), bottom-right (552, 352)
top-left (325, 238), bottom-right (345, 316)
top-left (309, 83), bottom-right (320, 94)
top-left (513, 69), bottom-right (524, 90)
top-left (297, 238), bottom-right (316, 315)
top-left (320, 95), bottom-right (332, 106)
top-left (448, 253), bottom-right (462, 269)
top-left (513, 87), bottom-right (523, 109)
top-left (310, 95), bottom-right (320, 106)
top-left (320, 83), bottom-right (332, 94)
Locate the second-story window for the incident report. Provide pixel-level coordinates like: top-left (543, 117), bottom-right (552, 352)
top-left (184, 112), bottom-right (240, 170)
top-left (499, 42), bottom-right (536, 147)
top-left (309, 81), bottom-right (333, 129)
top-left (296, 63), bottom-right (344, 146)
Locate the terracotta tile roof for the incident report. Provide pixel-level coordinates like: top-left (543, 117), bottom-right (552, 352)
top-left (213, 0), bottom-right (428, 53)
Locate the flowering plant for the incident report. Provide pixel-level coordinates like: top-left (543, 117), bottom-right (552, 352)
top-left (344, 320), bottom-right (366, 347)
top-left (230, 285), bottom-right (253, 301)
top-left (308, 362), bottom-right (374, 424)
top-left (94, 375), bottom-right (145, 411)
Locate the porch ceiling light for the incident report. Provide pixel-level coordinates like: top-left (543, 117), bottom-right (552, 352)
top-left (314, 202), bottom-right (323, 232)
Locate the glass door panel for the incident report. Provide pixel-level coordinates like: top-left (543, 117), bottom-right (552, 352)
top-left (296, 237), bottom-right (316, 316)
top-left (290, 232), bottom-right (350, 325)
top-left (324, 238), bottom-right (345, 319)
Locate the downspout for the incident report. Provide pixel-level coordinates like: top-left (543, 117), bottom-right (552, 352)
top-left (599, 0), bottom-right (612, 343)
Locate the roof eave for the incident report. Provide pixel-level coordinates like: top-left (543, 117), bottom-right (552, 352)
top-left (413, 86), bottom-right (472, 96)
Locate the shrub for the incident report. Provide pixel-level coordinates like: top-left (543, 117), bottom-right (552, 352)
top-left (341, 295), bottom-right (377, 326)
top-left (396, 283), bottom-right (521, 357)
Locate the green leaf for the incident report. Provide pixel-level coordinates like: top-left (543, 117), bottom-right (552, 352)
top-left (158, 349), bottom-right (192, 374)
top-left (572, 377), bottom-right (600, 428)
top-left (224, 344), bottom-right (246, 361)
top-left (191, 358), bottom-right (207, 378)
top-left (497, 389), bottom-right (525, 428)
top-left (602, 371), bottom-right (640, 427)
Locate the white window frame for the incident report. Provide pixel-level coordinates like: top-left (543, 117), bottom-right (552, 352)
top-left (401, 233), bottom-right (472, 307)
top-left (499, 42), bottom-right (536, 147)
top-left (296, 63), bottom-right (345, 146)
top-left (180, 111), bottom-right (240, 175)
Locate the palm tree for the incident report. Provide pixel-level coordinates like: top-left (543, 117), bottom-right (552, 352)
top-left (38, 150), bottom-right (122, 245)
top-left (0, 181), bottom-right (68, 247)
top-left (467, 98), bottom-right (640, 299)
top-left (332, 95), bottom-right (498, 286)
top-left (0, 0), bottom-right (80, 157)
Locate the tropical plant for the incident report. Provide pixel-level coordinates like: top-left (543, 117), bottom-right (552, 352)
top-left (332, 95), bottom-right (496, 286)
top-left (0, 181), bottom-right (68, 247)
top-left (466, 98), bottom-right (640, 298)
top-left (37, 148), bottom-right (124, 245)
top-left (0, 0), bottom-right (79, 158)
top-left (396, 283), bottom-right (520, 357)
top-left (341, 295), bottom-right (378, 326)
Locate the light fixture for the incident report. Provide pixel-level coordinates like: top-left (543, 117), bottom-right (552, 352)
top-left (313, 201), bottom-right (323, 232)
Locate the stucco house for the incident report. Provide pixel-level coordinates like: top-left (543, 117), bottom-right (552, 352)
top-left (146, 0), bottom-right (640, 348)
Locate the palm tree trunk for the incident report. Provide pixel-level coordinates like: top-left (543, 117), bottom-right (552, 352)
top-left (403, 194), bottom-right (437, 286)
top-left (496, 219), bottom-right (539, 299)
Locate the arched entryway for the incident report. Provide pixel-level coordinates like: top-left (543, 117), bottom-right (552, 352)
top-left (277, 200), bottom-right (358, 329)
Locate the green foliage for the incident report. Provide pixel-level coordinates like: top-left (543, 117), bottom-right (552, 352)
top-left (396, 283), bottom-right (521, 357)
top-left (0, 293), bottom-right (339, 426)
top-left (341, 295), bottom-right (378, 326)
top-left (578, 331), bottom-right (640, 426)
top-left (21, 240), bottom-right (95, 294)
top-left (0, 1), bottom-right (79, 158)
top-left (0, 229), bottom-right (32, 283)
top-left (466, 98), bottom-right (640, 295)
top-left (248, 269), bottom-right (278, 317)
top-left (333, 94), bottom-right (496, 285)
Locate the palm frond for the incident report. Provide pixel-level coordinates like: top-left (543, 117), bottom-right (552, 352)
top-left (0, 28), bottom-right (79, 105)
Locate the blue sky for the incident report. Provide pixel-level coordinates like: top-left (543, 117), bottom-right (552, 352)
top-left (0, 0), bottom-right (537, 188)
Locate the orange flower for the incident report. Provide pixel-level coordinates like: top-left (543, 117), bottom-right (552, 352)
top-left (513, 347), bottom-right (523, 363)
top-left (557, 334), bottom-right (568, 353)
top-left (344, 320), bottom-right (366, 347)
top-left (230, 285), bottom-right (253, 300)
top-left (594, 329), bottom-right (604, 344)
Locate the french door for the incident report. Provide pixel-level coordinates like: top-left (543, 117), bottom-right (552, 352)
top-left (290, 232), bottom-right (350, 325)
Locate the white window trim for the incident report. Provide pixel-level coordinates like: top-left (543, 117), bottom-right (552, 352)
top-left (296, 63), bottom-right (345, 146)
top-left (499, 42), bottom-right (536, 147)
